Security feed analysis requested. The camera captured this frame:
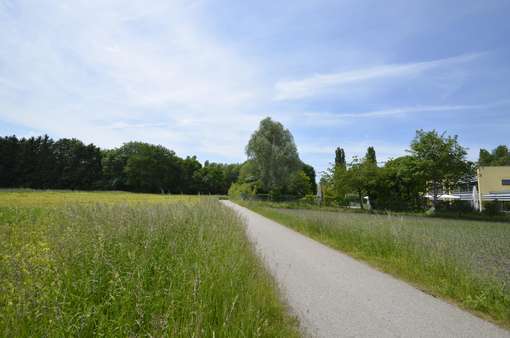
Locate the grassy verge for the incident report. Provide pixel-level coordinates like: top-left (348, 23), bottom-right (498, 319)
top-left (237, 200), bottom-right (510, 329)
top-left (0, 192), bottom-right (300, 337)
top-left (249, 200), bottom-right (510, 223)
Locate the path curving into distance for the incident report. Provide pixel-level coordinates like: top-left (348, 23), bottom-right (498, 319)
top-left (221, 200), bottom-right (510, 338)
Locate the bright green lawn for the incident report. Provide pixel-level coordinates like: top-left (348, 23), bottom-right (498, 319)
top-left (0, 192), bottom-right (299, 337)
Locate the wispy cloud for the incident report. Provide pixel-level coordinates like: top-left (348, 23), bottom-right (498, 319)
top-left (274, 53), bottom-right (482, 101)
top-left (301, 103), bottom-right (487, 123)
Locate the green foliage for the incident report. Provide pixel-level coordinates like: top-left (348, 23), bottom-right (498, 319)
top-left (301, 163), bottom-right (317, 195)
top-left (246, 118), bottom-right (301, 193)
top-left (365, 146), bottom-right (377, 165)
top-left (482, 201), bottom-right (502, 216)
top-left (0, 193), bottom-right (300, 337)
top-left (479, 145), bottom-right (510, 166)
top-left (287, 170), bottom-right (312, 198)
top-left (410, 130), bottom-right (469, 206)
top-left (300, 194), bottom-right (316, 204)
top-left (123, 142), bottom-right (181, 193)
top-left (321, 131), bottom-right (473, 212)
top-left (1, 135), bottom-right (238, 195)
top-left (370, 156), bottom-right (426, 211)
top-left (228, 182), bottom-right (257, 199)
top-left (193, 162), bottom-right (240, 195)
top-left (334, 147), bottom-right (346, 169)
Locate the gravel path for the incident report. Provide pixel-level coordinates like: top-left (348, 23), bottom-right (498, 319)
top-left (222, 201), bottom-right (510, 338)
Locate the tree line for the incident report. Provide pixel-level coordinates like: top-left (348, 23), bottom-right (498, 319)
top-left (0, 135), bottom-right (240, 194)
top-left (322, 132), bottom-right (509, 211)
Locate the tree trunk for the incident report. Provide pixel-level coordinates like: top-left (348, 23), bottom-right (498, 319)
top-left (432, 181), bottom-right (438, 208)
top-left (358, 189), bottom-right (364, 209)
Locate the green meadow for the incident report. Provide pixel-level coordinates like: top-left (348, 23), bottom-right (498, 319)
top-left (0, 191), bottom-right (299, 337)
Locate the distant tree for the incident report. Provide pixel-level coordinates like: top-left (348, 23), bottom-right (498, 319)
top-left (301, 163), bottom-right (317, 195)
top-left (16, 137), bottom-right (40, 188)
top-left (123, 142), bottom-right (181, 193)
top-left (194, 163), bottom-right (225, 194)
top-left (409, 130), bottom-right (469, 207)
top-left (246, 117), bottom-right (301, 195)
top-left (0, 133), bottom-right (243, 195)
top-left (102, 148), bottom-right (130, 190)
top-left (34, 135), bottom-right (57, 188)
top-left (334, 147), bottom-right (346, 169)
top-left (222, 163), bottom-right (241, 193)
top-left (371, 156), bottom-right (425, 211)
top-left (478, 145), bottom-right (510, 166)
top-left (53, 138), bottom-right (102, 190)
top-left (344, 158), bottom-right (366, 208)
top-left (0, 135), bottom-right (20, 187)
top-left (479, 149), bottom-right (493, 166)
top-left (237, 160), bottom-right (259, 184)
top-left (493, 145), bottom-right (510, 165)
top-left (365, 146), bottom-right (377, 166)
top-left (180, 156), bottom-right (202, 193)
top-left (287, 170), bottom-right (312, 198)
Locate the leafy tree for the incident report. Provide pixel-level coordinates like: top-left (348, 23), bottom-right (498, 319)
top-left (193, 162), bottom-right (241, 195)
top-left (123, 142), bottom-right (181, 193)
top-left (194, 163), bottom-right (225, 194)
top-left (479, 149), bottom-right (493, 166)
top-left (222, 163), bottom-right (241, 193)
top-left (334, 147), bottom-right (346, 169)
top-left (53, 138), bottom-right (102, 190)
top-left (246, 117), bottom-right (300, 194)
top-left (344, 158), bottom-right (367, 208)
top-left (479, 145), bottom-right (510, 166)
top-left (237, 160), bottom-right (259, 184)
top-left (180, 156), bottom-right (202, 193)
top-left (287, 170), bottom-right (312, 198)
top-left (301, 163), bottom-right (317, 194)
top-left (365, 146), bottom-right (377, 166)
top-left (409, 130), bottom-right (469, 207)
top-left (371, 156), bottom-right (425, 211)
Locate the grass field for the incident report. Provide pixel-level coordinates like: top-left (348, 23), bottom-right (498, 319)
top-left (0, 191), bottom-right (300, 337)
top-left (239, 201), bottom-right (510, 328)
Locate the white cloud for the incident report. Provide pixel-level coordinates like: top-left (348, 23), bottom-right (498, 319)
top-left (274, 53), bottom-right (481, 101)
top-left (300, 103), bottom-right (487, 123)
top-left (0, 0), bottom-right (266, 160)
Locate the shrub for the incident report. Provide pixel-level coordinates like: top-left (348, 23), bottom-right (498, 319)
top-left (228, 182), bottom-right (256, 199)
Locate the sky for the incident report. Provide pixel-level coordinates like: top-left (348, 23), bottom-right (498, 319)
top-left (1, 0), bottom-right (509, 175)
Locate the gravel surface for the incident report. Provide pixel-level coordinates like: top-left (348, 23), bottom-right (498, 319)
top-left (222, 201), bottom-right (510, 338)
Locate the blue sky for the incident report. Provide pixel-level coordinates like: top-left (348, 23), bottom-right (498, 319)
top-left (1, 0), bottom-right (509, 174)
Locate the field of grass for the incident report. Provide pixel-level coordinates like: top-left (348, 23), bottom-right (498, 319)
top-left (0, 191), bottom-right (300, 337)
top-left (239, 200), bottom-right (510, 328)
top-left (0, 189), bottom-right (197, 207)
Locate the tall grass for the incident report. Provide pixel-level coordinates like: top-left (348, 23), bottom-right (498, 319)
top-left (240, 201), bottom-right (510, 328)
top-left (0, 193), bottom-right (299, 337)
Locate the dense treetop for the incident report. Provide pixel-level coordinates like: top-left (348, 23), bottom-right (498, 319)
top-left (0, 135), bottom-right (240, 194)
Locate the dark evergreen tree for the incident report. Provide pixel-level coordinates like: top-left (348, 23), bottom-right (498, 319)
top-left (365, 146), bottom-right (377, 166)
top-left (334, 147), bottom-right (346, 169)
top-left (0, 135), bottom-right (20, 187)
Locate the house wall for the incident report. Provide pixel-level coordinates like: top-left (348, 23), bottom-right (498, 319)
top-left (477, 166), bottom-right (510, 194)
